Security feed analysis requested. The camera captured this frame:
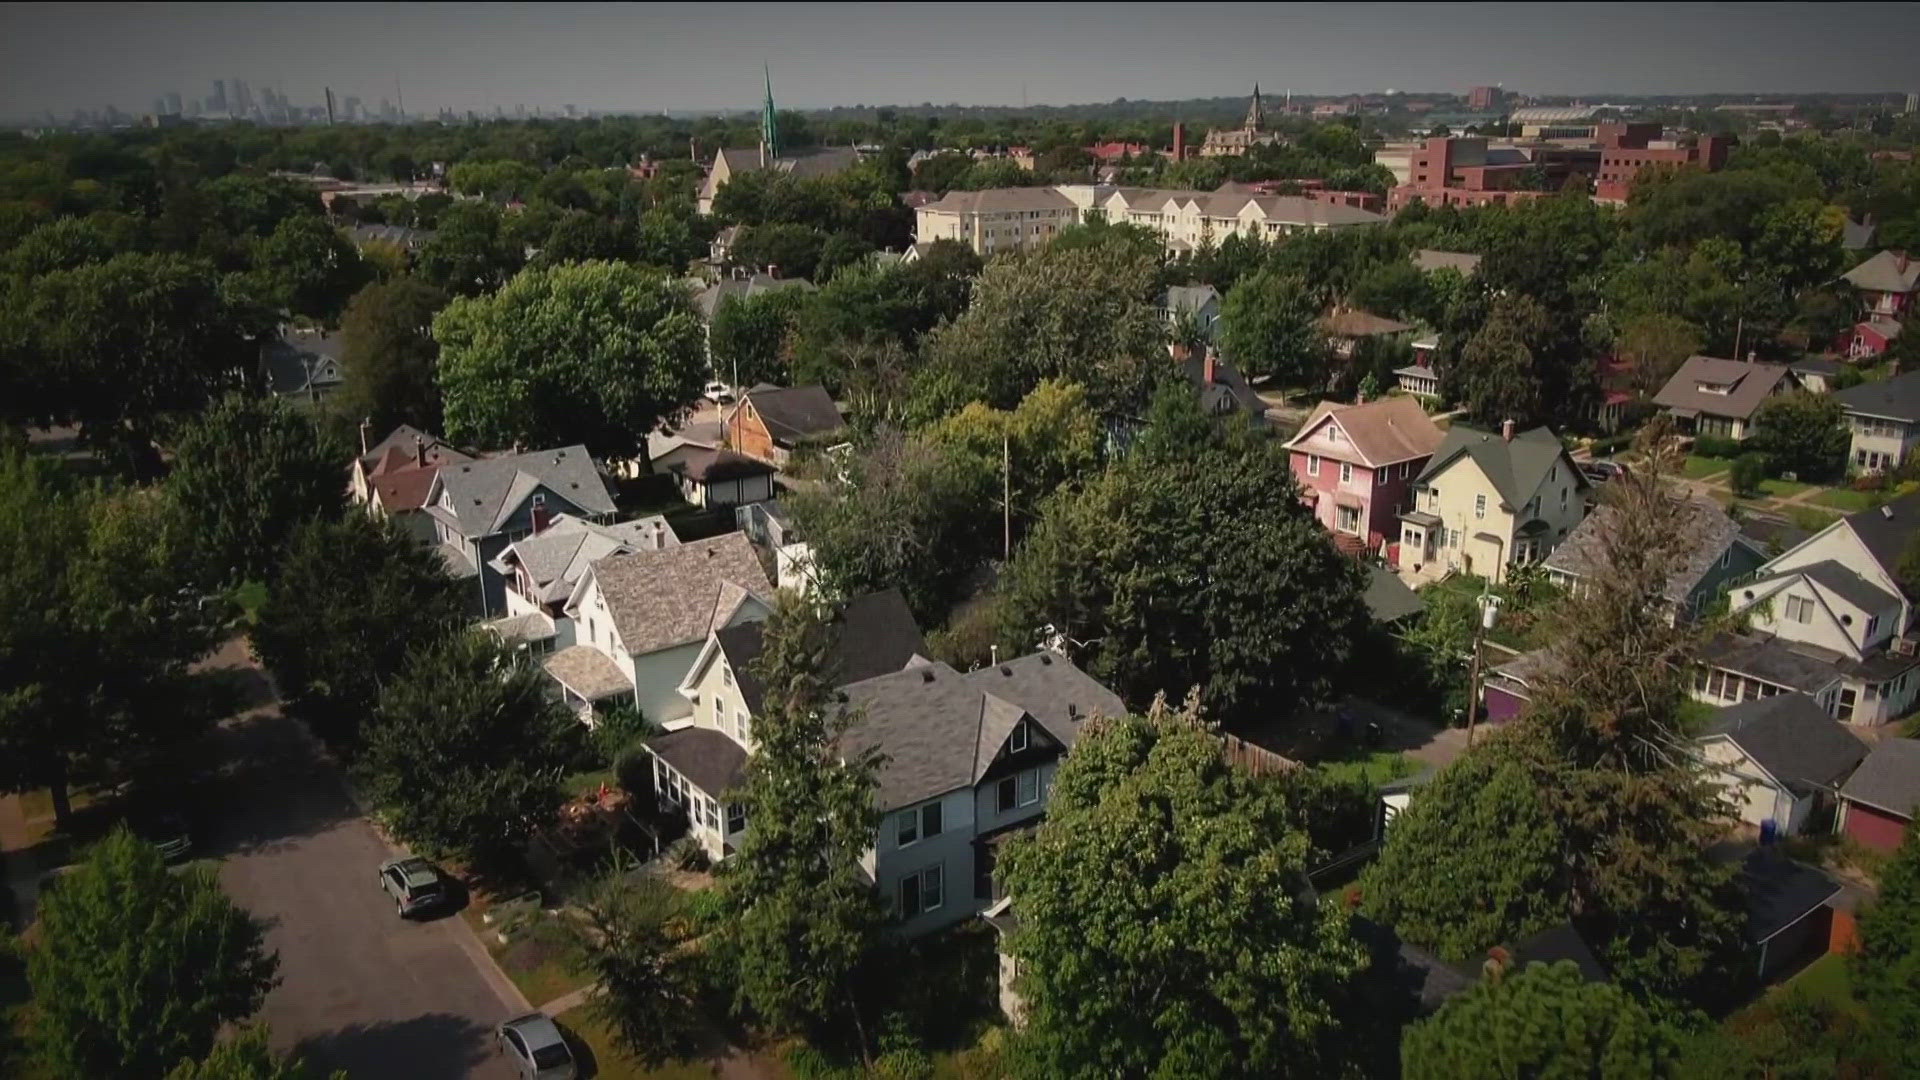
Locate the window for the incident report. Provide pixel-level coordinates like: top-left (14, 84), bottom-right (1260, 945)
top-left (1560, 486), bottom-right (1567, 510)
top-left (736, 709), bottom-right (749, 741)
top-left (722, 665), bottom-right (732, 687)
top-left (1009, 721), bottom-right (1029, 753)
top-left (1307, 453), bottom-right (1321, 476)
top-left (1785, 595), bottom-right (1813, 623)
top-left (726, 803), bottom-right (747, 834)
top-left (897, 802), bottom-right (943, 846)
top-left (1337, 504), bottom-right (1361, 533)
top-left (1340, 462), bottom-right (1354, 484)
top-left (1474, 494), bottom-right (1486, 519)
top-left (997, 769), bottom-right (1043, 812)
top-left (898, 864), bottom-right (944, 918)
top-left (1400, 461), bottom-right (1411, 479)
top-left (1866, 615), bottom-right (1881, 640)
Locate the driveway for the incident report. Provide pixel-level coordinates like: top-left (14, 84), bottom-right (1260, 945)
top-left (202, 646), bottom-right (523, 1080)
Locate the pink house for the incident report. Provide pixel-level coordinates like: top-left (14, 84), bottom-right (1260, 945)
top-left (1283, 396), bottom-right (1446, 554)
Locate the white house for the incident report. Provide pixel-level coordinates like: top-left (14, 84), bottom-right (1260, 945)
top-left (541, 533), bottom-right (773, 723)
top-left (486, 514), bottom-right (679, 653)
top-left (1696, 693), bottom-right (1868, 837)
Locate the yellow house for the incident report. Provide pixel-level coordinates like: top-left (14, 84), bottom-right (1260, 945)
top-left (1398, 422), bottom-right (1590, 584)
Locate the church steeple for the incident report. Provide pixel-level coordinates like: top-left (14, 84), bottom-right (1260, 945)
top-left (760, 64), bottom-right (780, 167)
top-left (1244, 83), bottom-right (1265, 131)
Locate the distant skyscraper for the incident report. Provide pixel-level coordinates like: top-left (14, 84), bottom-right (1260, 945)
top-left (1467, 85), bottom-right (1504, 110)
top-left (344, 96), bottom-right (361, 122)
top-left (152, 96), bottom-right (168, 117)
top-left (210, 79), bottom-right (228, 114)
top-left (163, 91), bottom-right (183, 116)
top-left (1908, 92), bottom-right (1919, 115)
top-left (232, 78), bottom-right (252, 115)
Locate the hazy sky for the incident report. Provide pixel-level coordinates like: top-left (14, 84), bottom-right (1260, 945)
top-left (4, 2), bottom-right (1917, 118)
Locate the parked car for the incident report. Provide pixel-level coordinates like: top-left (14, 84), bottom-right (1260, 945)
top-left (130, 810), bottom-right (192, 863)
top-left (497, 1012), bottom-right (577, 1080)
top-left (1579, 459), bottom-right (1628, 484)
top-left (703, 381), bottom-right (735, 405)
top-left (377, 856), bottom-right (447, 918)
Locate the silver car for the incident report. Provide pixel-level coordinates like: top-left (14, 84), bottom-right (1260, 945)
top-left (497, 1012), bottom-right (576, 1080)
top-left (376, 856), bottom-right (446, 918)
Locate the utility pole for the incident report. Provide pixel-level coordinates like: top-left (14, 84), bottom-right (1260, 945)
top-left (1002, 433), bottom-right (1012, 560)
top-left (1464, 592), bottom-right (1502, 746)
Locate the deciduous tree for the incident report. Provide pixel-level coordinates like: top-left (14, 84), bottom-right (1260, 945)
top-left (1401, 961), bottom-right (1682, 1080)
top-left (709, 286), bottom-right (817, 388)
top-left (1853, 820), bottom-right (1920, 1075)
top-left (28, 829), bottom-right (279, 1078)
top-left (245, 215), bottom-right (372, 323)
top-left (1749, 391), bottom-right (1849, 483)
top-left (568, 870), bottom-right (705, 1066)
top-left (166, 1026), bottom-right (340, 1080)
top-left (334, 277), bottom-right (451, 434)
top-left (999, 697), bottom-right (1368, 1078)
top-left (1217, 268), bottom-right (1325, 386)
top-left (435, 260), bottom-right (707, 466)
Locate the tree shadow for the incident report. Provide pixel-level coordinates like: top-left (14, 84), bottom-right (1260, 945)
top-left (289, 1012), bottom-right (497, 1080)
top-left (195, 710), bottom-right (359, 860)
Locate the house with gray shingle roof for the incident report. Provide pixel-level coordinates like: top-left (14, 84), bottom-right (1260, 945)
top-left (421, 445), bottom-right (617, 616)
top-left (1841, 249), bottom-right (1919, 321)
top-left (1697, 693), bottom-right (1867, 837)
top-left (1835, 370), bottom-right (1920, 474)
top-left (1542, 495), bottom-right (1766, 622)
top-left (1400, 422), bottom-right (1589, 585)
top-left (262, 328), bottom-right (346, 404)
top-left (1651, 355), bottom-right (1802, 442)
top-left (485, 513), bottom-right (679, 652)
top-left (548, 532), bottom-right (773, 724)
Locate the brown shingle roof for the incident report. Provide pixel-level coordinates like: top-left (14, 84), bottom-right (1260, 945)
top-left (738, 385), bottom-right (845, 445)
top-left (1284, 396), bottom-right (1445, 468)
top-left (1652, 356), bottom-right (1796, 422)
top-left (1319, 308), bottom-right (1415, 338)
top-left (586, 533), bottom-right (773, 656)
top-left (542, 644), bottom-right (634, 701)
top-left (1842, 250), bottom-right (1920, 295)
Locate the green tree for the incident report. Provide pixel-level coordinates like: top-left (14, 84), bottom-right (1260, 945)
top-left (925, 379), bottom-right (1102, 539)
top-left (166, 1026), bottom-right (341, 1080)
top-left (568, 870), bottom-right (704, 1066)
top-left (1729, 451), bottom-right (1767, 497)
top-left (1360, 749), bottom-right (1568, 963)
top-left (333, 277), bottom-right (451, 434)
top-left (435, 260), bottom-right (707, 466)
top-left (251, 513), bottom-right (468, 751)
top-left (1217, 268), bottom-right (1325, 386)
top-left (167, 393), bottom-right (345, 586)
top-left (0, 455), bottom-right (229, 826)
top-left (532, 209), bottom-right (636, 268)
top-left (717, 592), bottom-right (886, 1053)
top-left (1749, 392), bottom-right (1849, 483)
top-left (1853, 820), bottom-right (1920, 1075)
top-left (999, 697), bottom-right (1368, 1078)
top-left (731, 223), bottom-right (830, 281)
top-left (355, 633), bottom-right (581, 869)
top-left (1401, 961), bottom-right (1683, 1080)
top-left (28, 829), bottom-right (279, 1078)
top-left (415, 201), bottom-right (524, 296)
top-left (996, 391), bottom-right (1369, 725)
top-left (246, 215), bottom-right (372, 323)
top-left (1453, 293), bottom-right (1552, 427)
top-left (709, 286), bottom-right (817, 388)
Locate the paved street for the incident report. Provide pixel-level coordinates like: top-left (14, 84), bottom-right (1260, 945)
top-left (203, 648), bottom-right (524, 1080)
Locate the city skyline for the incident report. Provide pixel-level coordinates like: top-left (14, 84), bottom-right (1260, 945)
top-left (4, 2), bottom-right (1919, 123)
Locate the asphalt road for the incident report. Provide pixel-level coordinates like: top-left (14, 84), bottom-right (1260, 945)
top-left (204, 669), bottom-right (524, 1080)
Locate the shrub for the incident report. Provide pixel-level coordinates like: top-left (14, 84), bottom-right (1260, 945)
top-left (591, 700), bottom-right (655, 765)
top-left (1730, 453), bottom-right (1768, 497)
top-left (1693, 435), bottom-right (1744, 459)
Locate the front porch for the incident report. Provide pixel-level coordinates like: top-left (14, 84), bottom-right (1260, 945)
top-left (643, 726), bottom-right (749, 861)
top-left (542, 644), bottom-right (635, 721)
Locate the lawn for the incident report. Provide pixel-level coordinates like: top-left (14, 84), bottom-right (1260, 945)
top-left (554, 1006), bottom-right (719, 1080)
top-left (1777, 951), bottom-right (1864, 1018)
top-left (1684, 455), bottom-right (1733, 479)
top-left (1757, 478), bottom-right (1812, 498)
top-left (469, 906), bottom-right (586, 1009)
top-left (1811, 488), bottom-right (1877, 512)
top-left (1318, 749), bottom-right (1416, 788)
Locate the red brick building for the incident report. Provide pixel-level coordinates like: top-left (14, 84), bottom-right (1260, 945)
top-left (1385, 136), bottom-right (1598, 212)
top-left (1590, 123), bottom-right (1734, 203)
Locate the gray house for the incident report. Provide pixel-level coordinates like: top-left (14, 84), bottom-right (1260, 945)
top-left (1162, 284), bottom-right (1222, 341)
top-left (420, 445), bottom-right (618, 616)
top-left (1833, 370), bottom-right (1920, 475)
top-left (262, 329), bottom-right (346, 404)
top-left (1542, 496), bottom-right (1767, 622)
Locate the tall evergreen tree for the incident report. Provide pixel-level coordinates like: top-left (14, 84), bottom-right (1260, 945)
top-left (717, 591), bottom-right (886, 1056)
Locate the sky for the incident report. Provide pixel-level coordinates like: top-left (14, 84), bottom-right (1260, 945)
top-left (3, 2), bottom-right (1917, 119)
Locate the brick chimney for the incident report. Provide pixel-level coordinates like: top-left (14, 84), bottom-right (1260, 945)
top-left (1501, 418), bottom-right (1515, 442)
top-left (1203, 349), bottom-right (1217, 386)
top-left (1172, 122), bottom-right (1186, 162)
top-left (413, 435), bottom-right (427, 468)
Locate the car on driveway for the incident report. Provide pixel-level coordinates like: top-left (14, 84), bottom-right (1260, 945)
top-left (377, 856), bottom-right (448, 918)
top-left (1579, 459), bottom-right (1628, 485)
top-left (498, 1012), bottom-right (577, 1080)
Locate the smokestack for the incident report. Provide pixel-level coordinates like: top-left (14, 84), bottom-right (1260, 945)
top-left (1172, 122), bottom-right (1186, 162)
top-left (1501, 419), bottom-right (1514, 442)
top-left (413, 435), bottom-right (427, 468)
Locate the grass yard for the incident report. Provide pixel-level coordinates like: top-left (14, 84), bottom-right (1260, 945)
top-left (1318, 749), bottom-right (1416, 788)
top-left (470, 907), bottom-right (585, 1009)
top-left (555, 1007), bottom-right (720, 1080)
top-left (1811, 488), bottom-right (1877, 512)
top-left (1684, 455), bottom-right (1733, 479)
top-left (1757, 478), bottom-right (1813, 498)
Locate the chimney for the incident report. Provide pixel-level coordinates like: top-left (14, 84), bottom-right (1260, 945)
top-left (765, 264), bottom-right (779, 279)
top-left (1355, 387), bottom-right (1367, 405)
top-left (413, 435), bottom-right (427, 468)
top-left (359, 417), bottom-right (372, 456)
top-left (990, 644), bottom-right (999, 665)
top-left (1172, 121), bottom-right (1186, 162)
top-left (1501, 419), bottom-right (1515, 442)
top-left (1203, 350), bottom-right (1217, 387)
top-left (1897, 250), bottom-right (1910, 273)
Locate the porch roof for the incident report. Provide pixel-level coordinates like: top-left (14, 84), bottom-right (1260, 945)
top-left (647, 726), bottom-right (748, 798)
top-left (1399, 510), bottom-right (1441, 527)
top-left (542, 645), bottom-right (634, 702)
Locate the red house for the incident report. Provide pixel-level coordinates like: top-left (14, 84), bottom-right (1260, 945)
top-left (1838, 737), bottom-right (1920, 853)
top-left (1283, 396), bottom-right (1445, 554)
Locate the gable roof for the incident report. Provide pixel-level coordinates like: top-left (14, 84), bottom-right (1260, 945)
top-left (1842, 249), bottom-right (1920, 294)
top-left (1542, 495), bottom-right (1746, 604)
top-left (1412, 249), bottom-right (1481, 276)
top-left (1285, 396), bottom-right (1445, 467)
top-left (1796, 558), bottom-right (1900, 613)
top-left (357, 425), bottom-right (476, 514)
top-left (262, 330), bottom-right (346, 395)
top-left (711, 590), bottom-right (927, 716)
top-left (1702, 693), bottom-right (1868, 790)
top-left (837, 652), bottom-right (1125, 810)
top-left (1163, 284), bottom-right (1221, 313)
top-left (584, 532), bottom-right (774, 657)
top-left (1651, 356), bottom-right (1796, 421)
top-left (1839, 489), bottom-right (1920, 591)
top-left (1834, 370), bottom-right (1920, 424)
top-left (490, 513), bottom-right (678, 605)
top-left (694, 273), bottom-right (815, 321)
top-left (1180, 355), bottom-right (1267, 418)
top-left (1319, 308), bottom-right (1415, 339)
top-left (737, 384), bottom-right (845, 445)
top-left (1415, 425), bottom-right (1583, 511)
top-left (429, 445), bottom-right (614, 539)
top-left (1839, 737), bottom-right (1920, 818)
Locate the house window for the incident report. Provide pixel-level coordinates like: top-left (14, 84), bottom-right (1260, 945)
top-left (1337, 504), bottom-right (1361, 533)
top-left (1307, 454), bottom-right (1321, 476)
top-left (1866, 615), bottom-right (1880, 640)
top-left (726, 803), bottom-right (747, 834)
top-left (1785, 595), bottom-right (1813, 623)
top-left (1340, 462), bottom-right (1354, 484)
top-left (1474, 494), bottom-right (1486, 519)
top-left (898, 864), bottom-right (944, 918)
top-left (1835, 686), bottom-right (1859, 720)
top-left (998, 769), bottom-right (1042, 812)
top-left (1009, 721), bottom-right (1029, 754)
top-left (737, 711), bottom-right (751, 743)
top-left (1399, 461), bottom-right (1411, 479)
top-left (722, 666), bottom-right (733, 688)
top-left (896, 801), bottom-right (943, 846)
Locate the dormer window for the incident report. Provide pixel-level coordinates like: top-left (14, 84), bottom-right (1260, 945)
top-left (1696, 381), bottom-right (1733, 396)
top-left (1010, 721), bottom-right (1029, 754)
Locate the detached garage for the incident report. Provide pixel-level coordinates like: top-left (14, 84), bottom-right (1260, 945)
top-left (1839, 737), bottom-right (1920, 853)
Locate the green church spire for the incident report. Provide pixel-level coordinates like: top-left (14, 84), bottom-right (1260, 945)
top-left (761, 64), bottom-right (779, 166)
